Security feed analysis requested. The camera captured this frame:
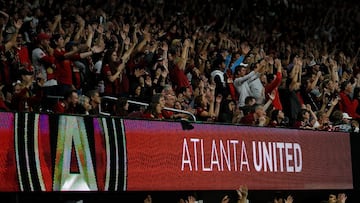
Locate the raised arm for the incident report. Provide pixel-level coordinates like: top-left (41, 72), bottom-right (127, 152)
top-left (0, 10), bottom-right (9, 43)
top-left (121, 29), bottom-right (138, 63)
top-left (289, 58), bottom-right (302, 91)
top-left (107, 63), bottom-right (125, 82)
top-left (307, 71), bottom-right (322, 92)
top-left (73, 15), bottom-right (85, 42)
top-left (213, 94), bottom-right (223, 119)
top-left (4, 19), bottom-right (23, 52)
top-left (233, 71), bottom-right (257, 87)
top-left (49, 15), bottom-right (61, 34)
top-left (178, 39), bottom-right (191, 71)
top-left (263, 90), bottom-right (275, 112)
top-left (325, 97), bottom-right (339, 118)
top-left (265, 58), bottom-right (283, 94)
top-left (306, 104), bottom-right (318, 124)
top-left (329, 58), bottom-right (339, 83)
top-left (135, 24), bottom-right (150, 53)
top-left (85, 25), bottom-right (94, 49)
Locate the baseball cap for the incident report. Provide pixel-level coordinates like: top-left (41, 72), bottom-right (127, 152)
top-left (342, 112), bottom-right (352, 120)
top-left (37, 32), bottom-right (51, 41)
top-left (240, 62), bottom-right (248, 67)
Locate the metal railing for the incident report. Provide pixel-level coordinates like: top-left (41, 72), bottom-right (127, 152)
top-left (44, 95), bottom-right (197, 121)
top-left (101, 96), bottom-right (197, 121)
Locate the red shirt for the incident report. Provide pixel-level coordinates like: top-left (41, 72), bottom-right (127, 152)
top-left (102, 64), bottom-right (129, 96)
top-left (17, 46), bottom-right (32, 69)
top-left (162, 109), bottom-right (174, 119)
top-left (53, 101), bottom-right (66, 113)
top-left (142, 112), bottom-right (164, 120)
top-left (240, 113), bottom-right (256, 126)
top-left (265, 72), bottom-right (283, 110)
top-left (37, 47), bottom-right (56, 80)
top-left (54, 49), bottom-right (80, 85)
top-left (171, 65), bottom-right (190, 90)
top-left (53, 101), bottom-right (78, 114)
top-left (339, 91), bottom-right (360, 119)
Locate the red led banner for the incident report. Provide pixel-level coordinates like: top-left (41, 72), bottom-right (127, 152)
top-left (0, 113), bottom-right (353, 191)
top-left (124, 120), bottom-right (353, 190)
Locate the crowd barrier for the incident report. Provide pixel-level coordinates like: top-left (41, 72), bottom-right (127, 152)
top-left (0, 112), bottom-right (354, 192)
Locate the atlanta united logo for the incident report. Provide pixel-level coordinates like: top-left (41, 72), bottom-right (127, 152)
top-left (14, 113), bottom-right (127, 191)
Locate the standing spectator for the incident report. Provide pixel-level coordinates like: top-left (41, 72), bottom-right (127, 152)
top-left (282, 56), bottom-right (303, 126)
top-left (168, 39), bottom-right (192, 91)
top-left (264, 58), bottom-right (283, 110)
top-left (300, 71), bottom-right (322, 112)
top-left (51, 34), bottom-right (104, 96)
top-left (0, 19), bottom-right (23, 89)
top-left (339, 80), bottom-right (360, 119)
top-left (51, 33), bottom-right (77, 95)
top-left (32, 32), bottom-right (57, 87)
top-left (101, 49), bottom-right (129, 97)
top-left (9, 32), bottom-right (32, 80)
top-left (32, 32), bottom-right (57, 111)
top-left (210, 57), bottom-right (227, 97)
top-left (321, 78), bottom-right (340, 111)
top-left (233, 62), bottom-right (263, 107)
top-left (249, 60), bottom-right (266, 105)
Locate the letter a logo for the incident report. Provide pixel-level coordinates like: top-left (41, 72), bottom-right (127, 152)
top-left (53, 116), bottom-right (97, 191)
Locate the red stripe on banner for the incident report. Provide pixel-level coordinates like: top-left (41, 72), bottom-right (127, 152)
top-left (124, 120), bottom-right (353, 191)
top-left (0, 113), bottom-right (18, 191)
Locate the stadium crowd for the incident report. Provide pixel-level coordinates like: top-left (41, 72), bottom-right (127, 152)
top-left (0, 0), bottom-right (359, 132)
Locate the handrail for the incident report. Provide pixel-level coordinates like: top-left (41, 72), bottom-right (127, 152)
top-left (127, 100), bottom-right (149, 107)
top-left (99, 105), bottom-right (111, 116)
top-left (102, 96), bottom-right (197, 121)
top-left (44, 95), bottom-right (196, 121)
